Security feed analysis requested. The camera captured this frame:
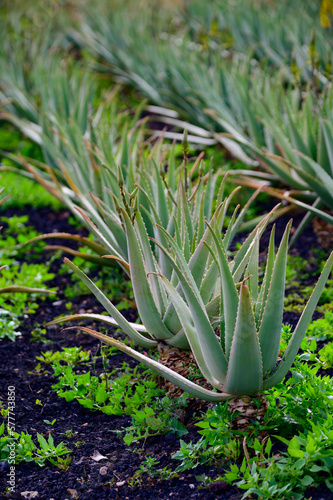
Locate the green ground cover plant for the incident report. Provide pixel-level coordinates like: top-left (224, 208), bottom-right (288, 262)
top-left (0, 422), bottom-right (71, 468)
top-left (37, 347), bottom-right (189, 445)
top-left (0, 198), bottom-right (55, 340)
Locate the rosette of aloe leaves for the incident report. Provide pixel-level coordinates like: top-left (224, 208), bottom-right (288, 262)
top-left (47, 179), bottom-right (333, 401)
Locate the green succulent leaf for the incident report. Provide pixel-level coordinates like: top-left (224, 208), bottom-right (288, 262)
top-left (223, 282), bottom-right (263, 395)
top-left (155, 271), bottom-right (228, 388)
top-left (63, 258), bottom-right (157, 349)
top-left (258, 220), bottom-right (291, 374)
top-left (121, 209), bottom-right (173, 341)
top-left (264, 250), bottom-right (333, 389)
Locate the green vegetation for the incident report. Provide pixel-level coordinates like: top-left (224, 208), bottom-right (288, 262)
top-left (0, 422), bottom-right (71, 468)
top-left (0, 171), bottom-right (62, 210)
top-left (0, 214), bottom-right (55, 340)
top-left (1, 1), bottom-right (333, 497)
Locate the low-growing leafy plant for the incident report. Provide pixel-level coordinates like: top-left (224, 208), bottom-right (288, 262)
top-left (0, 422), bottom-right (71, 468)
top-left (50, 361), bottom-right (188, 443)
top-left (52, 363), bottom-right (162, 414)
top-left (129, 455), bottom-right (177, 487)
top-left (121, 394), bottom-right (188, 445)
top-left (306, 310), bottom-right (333, 340)
top-left (173, 433), bottom-right (240, 473)
top-left (221, 422), bottom-right (333, 499)
top-left (36, 347), bottom-right (90, 367)
top-left (318, 342), bottom-right (333, 369)
top-left (30, 326), bottom-right (52, 343)
top-left (0, 212), bottom-right (56, 340)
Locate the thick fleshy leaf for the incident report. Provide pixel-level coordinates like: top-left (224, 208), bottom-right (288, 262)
top-left (74, 207), bottom-right (126, 261)
top-left (45, 313), bottom-right (149, 334)
top-left (64, 258), bottom-right (157, 349)
top-left (223, 283), bottom-right (263, 395)
top-left (205, 222), bottom-right (239, 359)
top-left (187, 202), bottom-right (225, 289)
top-left (135, 210), bottom-right (167, 316)
top-left (254, 225), bottom-right (275, 328)
top-left (232, 204), bottom-right (279, 274)
top-left (245, 232), bottom-right (259, 304)
top-left (154, 225), bottom-right (206, 310)
top-left (156, 273), bottom-right (228, 388)
top-left (199, 260), bottom-right (219, 305)
top-left (264, 251), bottom-right (333, 389)
top-left (121, 209), bottom-right (173, 340)
top-left (258, 221), bottom-right (292, 373)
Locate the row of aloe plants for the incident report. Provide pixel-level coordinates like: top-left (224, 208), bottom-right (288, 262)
top-left (0, 6), bottom-right (332, 404)
top-left (63, 0), bottom-right (333, 228)
top-left (2, 2), bottom-right (333, 227)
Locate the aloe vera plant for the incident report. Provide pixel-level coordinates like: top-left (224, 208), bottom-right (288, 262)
top-left (48, 194), bottom-right (333, 401)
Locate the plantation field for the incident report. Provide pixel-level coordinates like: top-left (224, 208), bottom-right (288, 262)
top-left (0, 1), bottom-right (333, 499)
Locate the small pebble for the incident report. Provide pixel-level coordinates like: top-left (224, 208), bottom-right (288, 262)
top-left (99, 466), bottom-right (108, 476)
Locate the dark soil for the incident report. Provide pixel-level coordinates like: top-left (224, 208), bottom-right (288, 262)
top-left (0, 206), bottom-right (332, 500)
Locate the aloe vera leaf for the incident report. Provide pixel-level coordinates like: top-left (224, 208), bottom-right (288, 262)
top-left (153, 226), bottom-right (206, 310)
top-left (223, 283), bottom-right (263, 395)
top-left (321, 119), bottom-right (333, 176)
top-left (203, 161), bottom-right (214, 220)
top-left (20, 232), bottom-right (106, 255)
top-left (205, 294), bottom-right (221, 326)
top-left (205, 222), bottom-right (238, 360)
top-left (68, 326), bottom-right (233, 402)
top-left (245, 232), bottom-right (259, 304)
top-left (157, 273), bottom-right (227, 388)
top-left (222, 204), bottom-right (240, 251)
top-left (195, 191), bottom-right (206, 245)
top-left (64, 258), bottom-right (157, 348)
top-left (188, 202), bottom-right (225, 289)
top-left (233, 204), bottom-right (279, 272)
top-left (165, 327), bottom-right (190, 349)
top-left (89, 192), bottom-right (128, 252)
top-left (152, 158), bottom-right (169, 228)
top-left (199, 260), bottom-right (219, 305)
top-left (264, 251), bottom-right (333, 389)
top-left (258, 221), bottom-right (292, 373)
top-left (227, 187), bottom-right (262, 246)
top-left (291, 155), bottom-right (333, 209)
top-left (45, 313), bottom-right (149, 334)
top-left (135, 210), bottom-right (168, 315)
top-left (137, 186), bottom-right (173, 278)
top-left (121, 209), bottom-right (173, 340)
top-left (254, 225), bottom-right (275, 327)
top-left (74, 207), bottom-right (126, 260)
